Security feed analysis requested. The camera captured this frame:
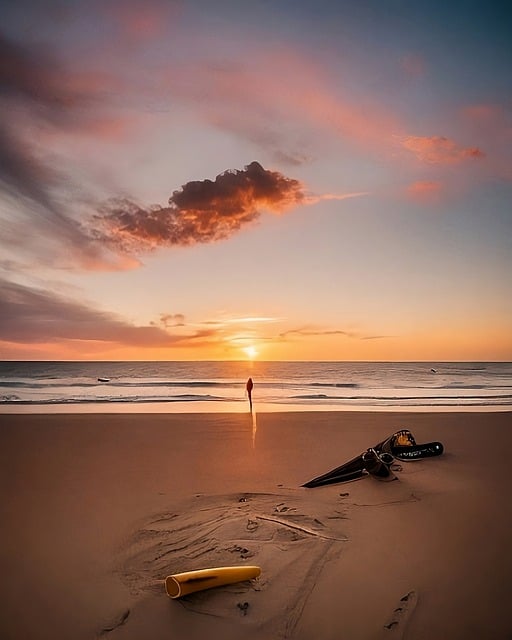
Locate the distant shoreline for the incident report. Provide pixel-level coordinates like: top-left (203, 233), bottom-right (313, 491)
top-left (1, 403), bottom-right (510, 414)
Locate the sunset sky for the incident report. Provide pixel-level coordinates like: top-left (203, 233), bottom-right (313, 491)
top-left (1, 0), bottom-right (511, 361)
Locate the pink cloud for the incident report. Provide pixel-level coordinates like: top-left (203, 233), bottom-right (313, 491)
top-left (459, 102), bottom-right (512, 181)
top-left (103, 0), bottom-right (182, 40)
top-left (462, 103), bottom-right (506, 123)
top-left (162, 48), bottom-right (402, 158)
top-left (461, 103), bottom-right (512, 143)
top-left (406, 180), bottom-right (443, 202)
top-left (160, 46), bottom-right (488, 176)
top-left (401, 135), bottom-right (485, 164)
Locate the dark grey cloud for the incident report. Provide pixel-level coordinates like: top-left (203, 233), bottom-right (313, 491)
top-left (0, 30), bottom-right (74, 108)
top-left (0, 31), bottom-right (81, 205)
top-left (157, 313), bottom-right (186, 328)
top-left (0, 30), bottom-right (118, 266)
top-left (93, 161), bottom-right (305, 251)
top-left (0, 277), bottom-right (212, 347)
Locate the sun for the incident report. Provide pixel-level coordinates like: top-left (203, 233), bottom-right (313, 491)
top-left (243, 345), bottom-right (258, 360)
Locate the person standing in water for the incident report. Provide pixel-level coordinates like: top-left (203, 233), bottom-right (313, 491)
top-left (246, 377), bottom-right (254, 412)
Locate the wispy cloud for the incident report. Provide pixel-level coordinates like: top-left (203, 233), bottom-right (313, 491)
top-left (461, 103), bottom-right (510, 128)
top-left (0, 32), bottom-right (79, 232)
top-left (401, 135), bottom-right (485, 164)
top-left (103, 0), bottom-right (182, 41)
top-left (460, 102), bottom-right (512, 180)
top-left (304, 192), bottom-right (369, 205)
top-left (406, 180), bottom-right (443, 202)
top-left (0, 30), bottom-right (130, 268)
top-left (162, 49), bottom-right (402, 162)
top-left (220, 316), bottom-right (283, 325)
top-left (278, 326), bottom-right (385, 341)
top-left (0, 277), bottom-right (212, 347)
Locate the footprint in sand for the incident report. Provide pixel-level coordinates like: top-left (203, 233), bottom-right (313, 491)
top-left (237, 601), bottom-right (250, 616)
top-left (226, 544), bottom-right (254, 559)
top-left (97, 609), bottom-right (130, 636)
top-left (383, 590), bottom-right (418, 638)
top-left (115, 491), bottom-right (349, 637)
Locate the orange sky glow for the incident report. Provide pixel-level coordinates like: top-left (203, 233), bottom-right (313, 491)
top-left (0, 1), bottom-right (510, 361)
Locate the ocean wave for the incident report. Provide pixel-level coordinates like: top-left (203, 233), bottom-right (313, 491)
top-left (434, 384), bottom-right (512, 390)
top-left (2, 361), bottom-right (511, 410)
top-left (0, 380), bottom-right (229, 389)
top-left (291, 393), bottom-right (512, 403)
top-left (0, 393), bottom-right (234, 405)
top-left (310, 382), bottom-right (359, 388)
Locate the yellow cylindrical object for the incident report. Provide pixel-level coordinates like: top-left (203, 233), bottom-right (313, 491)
top-left (165, 565), bottom-right (261, 599)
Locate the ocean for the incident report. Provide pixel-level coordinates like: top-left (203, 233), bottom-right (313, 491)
top-left (0, 361), bottom-right (511, 413)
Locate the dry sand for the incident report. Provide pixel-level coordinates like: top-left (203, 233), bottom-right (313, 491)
top-left (1, 410), bottom-right (511, 639)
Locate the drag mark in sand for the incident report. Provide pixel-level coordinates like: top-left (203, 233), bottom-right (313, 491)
top-left (353, 493), bottom-right (421, 508)
top-left (383, 590), bottom-right (418, 639)
top-left (254, 514), bottom-right (348, 541)
top-left (115, 491), bottom-right (349, 638)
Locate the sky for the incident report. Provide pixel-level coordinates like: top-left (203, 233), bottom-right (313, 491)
top-left (0, 0), bottom-right (511, 362)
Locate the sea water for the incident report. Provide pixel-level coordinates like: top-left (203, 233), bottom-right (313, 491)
top-left (0, 361), bottom-right (511, 412)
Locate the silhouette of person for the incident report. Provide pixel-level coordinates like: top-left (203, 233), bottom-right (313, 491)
top-left (246, 377), bottom-right (254, 412)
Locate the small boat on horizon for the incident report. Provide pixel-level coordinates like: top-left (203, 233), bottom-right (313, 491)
top-left (97, 377), bottom-right (110, 383)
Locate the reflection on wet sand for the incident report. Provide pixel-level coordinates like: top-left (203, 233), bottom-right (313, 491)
top-left (252, 410), bottom-right (257, 449)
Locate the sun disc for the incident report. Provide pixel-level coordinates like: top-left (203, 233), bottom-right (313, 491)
top-left (243, 346), bottom-right (258, 359)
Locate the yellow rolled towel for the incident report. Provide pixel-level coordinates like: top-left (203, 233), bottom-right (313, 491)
top-left (165, 565), bottom-right (261, 599)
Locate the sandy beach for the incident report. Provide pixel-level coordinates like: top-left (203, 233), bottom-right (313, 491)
top-left (1, 410), bottom-right (511, 640)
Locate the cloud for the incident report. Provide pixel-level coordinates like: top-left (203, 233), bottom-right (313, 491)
top-left (461, 103), bottom-right (509, 127)
top-left (406, 180), bottom-right (443, 202)
top-left (162, 49), bottom-right (402, 161)
top-left (161, 47), bottom-right (485, 175)
top-left (93, 161), bottom-right (306, 252)
top-left (304, 191), bottom-right (369, 205)
top-left (220, 316), bottom-right (283, 325)
top-left (0, 30), bottom-right (129, 267)
top-left (158, 313), bottom-right (185, 328)
top-left (401, 135), bottom-right (485, 164)
top-left (0, 29), bottom-right (114, 138)
top-left (460, 103), bottom-right (512, 181)
top-left (103, 0), bottom-right (182, 41)
top-left (0, 32), bottom-right (73, 212)
top-left (0, 277), bottom-right (210, 347)
top-left (279, 326), bottom-right (366, 340)
top-left (0, 30), bottom-right (74, 109)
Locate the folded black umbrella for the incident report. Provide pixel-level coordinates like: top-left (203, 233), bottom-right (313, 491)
top-left (302, 429), bottom-right (443, 488)
top-left (383, 441), bottom-right (444, 460)
top-left (362, 448), bottom-right (395, 481)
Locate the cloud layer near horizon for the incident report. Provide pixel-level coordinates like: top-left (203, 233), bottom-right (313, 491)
top-left (0, 277), bottom-right (196, 347)
top-left (1, 277), bottom-right (374, 354)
